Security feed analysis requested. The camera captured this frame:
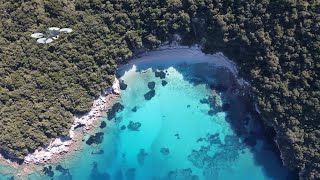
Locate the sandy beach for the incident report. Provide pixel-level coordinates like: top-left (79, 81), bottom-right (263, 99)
top-left (118, 45), bottom-right (238, 74)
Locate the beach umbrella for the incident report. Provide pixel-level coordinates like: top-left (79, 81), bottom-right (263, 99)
top-left (31, 33), bottom-right (44, 38)
top-left (48, 27), bottom-right (60, 31)
top-left (37, 38), bottom-right (53, 44)
top-left (60, 28), bottom-right (73, 33)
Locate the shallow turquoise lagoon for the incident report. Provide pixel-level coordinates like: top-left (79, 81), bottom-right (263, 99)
top-left (0, 51), bottom-right (292, 180)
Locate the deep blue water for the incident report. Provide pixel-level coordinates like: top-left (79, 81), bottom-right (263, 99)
top-left (0, 50), bottom-right (292, 180)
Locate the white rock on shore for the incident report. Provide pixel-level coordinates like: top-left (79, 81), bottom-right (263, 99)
top-left (24, 77), bottom-right (120, 164)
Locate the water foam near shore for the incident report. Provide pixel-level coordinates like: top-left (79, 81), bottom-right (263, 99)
top-left (0, 47), bottom-right (291, 179)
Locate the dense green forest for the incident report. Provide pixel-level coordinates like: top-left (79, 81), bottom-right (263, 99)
top-left (0, 0), bottom-right (319, 179)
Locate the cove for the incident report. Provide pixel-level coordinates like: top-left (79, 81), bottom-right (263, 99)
top-left (0, 47), bottom-right (292, 180)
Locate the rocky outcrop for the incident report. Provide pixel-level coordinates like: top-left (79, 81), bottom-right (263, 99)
top-left (86, 132), bottom-right (104, 145)
top-left (161, 80), bottom-right (168, 86)
top-left (23, 77), bottom-right (121, 165)
top-left (148, 81), bottom-right (156, 89)
top-left (107, 102), bottom-right (124, 120)
top-left (155, 70), bottom-right (166, 79)
top-left (144, 90), bottom-right (156, 100)
top-left (160, 147), bottom-right (170, 156)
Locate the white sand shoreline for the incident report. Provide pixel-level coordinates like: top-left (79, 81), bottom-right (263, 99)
top-left (119, 45), bottom-right (237, 73)
top-left (118, 44), bottom-right (248, 87)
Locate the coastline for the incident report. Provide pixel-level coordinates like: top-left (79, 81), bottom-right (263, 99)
top-left (118, 44), bottom-right (239, 75)
top-left (0, 45), bottom-right (290, 179)
top-left (0, 77), bottom-right (121, 178)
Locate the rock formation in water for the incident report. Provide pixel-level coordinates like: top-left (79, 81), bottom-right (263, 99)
top-left (107, 102), bottom-right (124, 120)
top-left (127, 121), bottom-right (141, 131)
top-left (206, 133), bottom-right (221, 144)
top-left (187, 146), bottom-right (211, 168)
top-left (167, 168), bottom-right (199, 180)
top-left (147, 81), bottom-right (156, 89)
top-left (100, 121), bottom-right (106, 129)
top-left (161, 80), bottom-right (168, 86)
top-left (131, 106), bottom-right (137, 112)
top-left (56, 165), bottom-right (71, 178)
top-left (120, 125), bottom-right (126, 130)
top-left (86, 132), bottom-right (104, 145)
top-left (155, 70), bottom-right (166, 79)
top-left (119, 80), bottom-right (128, 90)
top-left (144, 90), bottom-right (156, 100)
top-left (91, 148), bottom-right (104, 155)
top-left (160, 147), bottom-right (170, 155)
top-left (137, 149), bottom-right (148, 166)
top-left (43, 166), bottom-right (54, 177)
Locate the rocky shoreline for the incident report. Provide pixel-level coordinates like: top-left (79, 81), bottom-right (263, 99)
top-left (0, 77), bottom-right (121, 178)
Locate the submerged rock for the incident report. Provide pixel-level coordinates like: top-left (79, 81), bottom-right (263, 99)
top-left (160, 147), bottom-right (170, 155)
top-left (120, 125), bottom-right (126, 130)
top-left (206, 133), bottom-right (221, 144)
top-left (107, 102), bottom-right (124, 120)
top-left (127, 121), bottom-right (141, 131)
top-left (100, 121), bottom-right (106, 129)
top-left (168, 170), bottom-right (178, 179)
top-left (187, 146), bottom-right (211, 168)
top-left (144, 90), bottom-right (155, 100)
top-left (43, 166), bottom-right (54, 177)
top-left (196, 138), bottom-right (203, 142)
top-left (131, 106), bottom-right (137, 112)
top-left (137, 148), bottom-right (148, 165)
top-left (86, 132), bottom-right (104, 145)
top-left (119, 80), bottom-right (127, 90)
top-left (200, 93), bottom-right (222, 111)
top-left (168, 168), bottom-right (199, 180)
top-left (200, 98), bottom-right (210, 104)
top-left (91, 148), bottom-right (104, 155)
top-left (148, 81), bottom-right (156, 89)
top-left (155, 70), bottom-right (166, 79)
top-left (180, 168), bottom-right (199, 180)
top-left (161, 80), bottom-right (168, 86)
top-left (56, 165), bottom-right (70, 175)
top-left (207, 109), bottom-right (216, 116)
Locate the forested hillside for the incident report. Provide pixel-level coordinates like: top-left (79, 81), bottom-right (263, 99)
top-left (0, 0), bottom-right (319, 179)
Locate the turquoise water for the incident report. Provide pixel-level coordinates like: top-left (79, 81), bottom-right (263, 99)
top-left (0, 52), bottom-right (292, 180)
